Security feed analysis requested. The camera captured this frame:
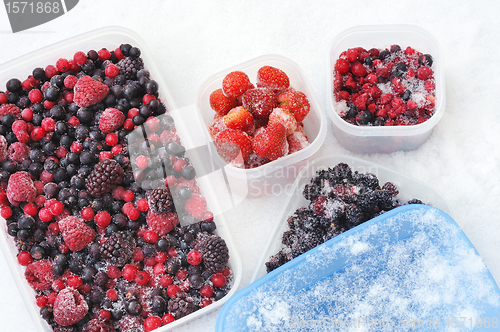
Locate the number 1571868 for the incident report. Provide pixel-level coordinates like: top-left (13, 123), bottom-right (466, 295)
top-left (5, 2), bottom-right (60, 14)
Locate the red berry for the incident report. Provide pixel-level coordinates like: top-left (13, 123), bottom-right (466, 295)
top-left (144, 316), bottom-right (162, 332)
top-left (49, 201), bottom-right (64, 215)
top-left (256, 65), bottom-right (290, 93)
top-left (127, 207), bottom-right (140, 221)
top-left (36, 295), bottom-right (48, 308)
top-left (166, 284), bottom-right (181, 298)
top-left (137, 198), bottom-right (149, 212)
top-left (99, 151), bottom-right (113, 161)
top-left (176, 268), bottom-right (188, 281)
top-left (222, 71), bottom-right (253, 98)
top-left (162, 313), bottom-right (175, 325)
top-left (212, 273), bottom-right (227, 287)
top-left (346, 48), bottom-right (359, 62)
top-left (48, 222), bottom-right (60, 235)
top-left (70, 141), bottom-right (82, 153)
top-left (107, 265), bottom-right (121, 279)
top-left (143, 94), bottom-right (156, 105)
top-left (51, 279), bottom-right (65, 292)
top-left (44, 65), bottom-right (58, 78)
top-left (73, 51), bottom-right (87, 66)
top-left (200, 298), bottom-right (212, 308)
top-left (38, 207), bottom-right (53, 222)
top-left (67, 116), bottom-right (80, 128)
top-left (144, 256), bottom-right (156, 267)
top-left (98, 48), bottom-right (111, 61)
top-left (334, 58), bottom-right (351, 75)
top-left (135, 155), bottom-right (148, 168)
top-left (143, 230), bottom-right (159, 244)
top-left (105, 133), bottom-right (119, 146)
top-left (28, 89), bottom-right (43, 103)
top-left (153, 263), bottom-right (166, 275)
top-left (80, 207), bottom-right (95, 221)
top-left (123, 118), bottom-right (134, 130)
top-left (209, 88), bottom-right (238, 115)
top-left (132, 247), bottom-right (144, 262)
top-left (167, 247), bottom-right (177, 258)
top-left (417, 66), bottom-right (433, 80)
top-left (106, 288), bottom-right (118, 301)
top-left (41, 118), bottom-right (56, 132)
top-left (56, 58), bottom-right (69, 72)
top-left (17, 251), bottom-right (33, 266)
top-left (105, 64), bottom-right (119, 78)
top-left (95, 211), bottom-right (111, 228)
top-left (0, 206), bottom-right (12, 219)
top-left (135, 270), bottom-right (150, 285)
top-left (187, 250), bottom-right (202, 265)
top-left (21, 108), bottom-right (34, 121)
top-left (111, 144), bottom-right (123, 155)
top-left (200, 284), bottom-right (214, 298)
top-left (122, 190), bottom-right (135, 202)
top-left (23, 203), bottom-right (38, 216)
top-left (159, 275), bottom-right (173, 287)
top-left (66, 275), bottom-right (83, 289)
top-left (122, 264), bottom-right (138, 281)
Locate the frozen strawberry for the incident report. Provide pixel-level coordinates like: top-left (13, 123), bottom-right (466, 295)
top-left (277, 89), bottom-right (310, 122)
top-left (7, 171), bottom-right (37, 206)
top-left (7, 142), bottom-right (30, 162)
top-left (99, 107), bottom-right (126, 133)
top-left (53, 288), bottom-right (89, 326)
top-left (58, 216), bottom-right (96, 251)
top-left (252, 123), bottom-right (288, 161)
top-left (24, 259), bottom-right (56, 291)
top-left (256, 65), bottom-right (290, 93)
top-left (0, 103), bottom-right (22, 119)
top-left (73, 75), bottom-right (109, 107)
top-left (223, 106), bottom-right (254, 135)
top-left (241, 87), bottom-right (277, 120)
top-left (184, 193), bottom-right (207, 220)
top-left (268, 108), bottom-right (297, 135)
top-left (222, 71), bottom-right (253, 98)
top-left (209, 88), bottom-right (238, 115)
top-left (146, 211), bottom-right (179, 236)
top-left (214, 128), bottom-right (253, 164)
top-left (287, 125), bottom-right (310, 154)
top-left (208, 115), bottom-right (226, 137)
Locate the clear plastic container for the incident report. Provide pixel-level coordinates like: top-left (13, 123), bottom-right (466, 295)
top-left (0, 26), bottom-right (242, 332)
top-left (327, 25), bottom-right (446, 154)
top-left (196, 55), bottom-right (327, 198)
top-left (252, 154), bottom-right (453, 282)
top-left (218, 205), bottom-right (500, 332)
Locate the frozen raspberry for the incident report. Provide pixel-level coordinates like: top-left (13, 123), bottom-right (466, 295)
top-left (118, 315), bottom-right (143, 332)
top-left (73, 75), bottom-right (109, 107)
top-left (7, 171), bottom-right (36, 206)
top-left (146, 211), bottom-right (179, 236)
top-left (99, 107), bottom-right (125, 133)
top-left (7, 141), bottom-right (30, 162)
top-left (58, 216), bottom-right (96, 252)
top-left (184, 193), bottom-right (207, 220)
top-left (0, 135), bottom-right (8, 162)
top-left (24, 259), bottom-right (55, 291)
top-left (53, 288), bottom-right (89, 326)
top-left (0, 103), bottom-right (22, 119)
top-left (82, 319), bottom-right (114, 332)
top-left (268, 108), bottom-right (297, 135)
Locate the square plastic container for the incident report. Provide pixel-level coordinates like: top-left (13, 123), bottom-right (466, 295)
top-left (252, 154), bottom-right (453, 282)
top-left (327, 25), bottom-right (446, 154)
top-left (217, 205), bottom-right (500, 332)
top-left (196, 55), bottom-right (327, 197)
top-left (0, 26), bottom-right (242, 332)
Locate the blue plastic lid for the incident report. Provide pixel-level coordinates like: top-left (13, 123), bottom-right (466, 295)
top-left (216, 205), bottom-right (500, 332)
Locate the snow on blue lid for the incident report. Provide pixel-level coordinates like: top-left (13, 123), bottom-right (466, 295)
top-left (216, 205), bottom-right (500, 332)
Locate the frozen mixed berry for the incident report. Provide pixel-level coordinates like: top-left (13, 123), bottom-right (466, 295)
top-left (0, 43), bottom-right (233, 332)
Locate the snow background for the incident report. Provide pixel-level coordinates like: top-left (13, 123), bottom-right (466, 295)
top-left (0, 0), bottom-right (499, 331)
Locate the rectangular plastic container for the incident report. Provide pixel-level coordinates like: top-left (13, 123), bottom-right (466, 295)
top-left (196, 55), bottom-right (327, 198)
top-left (252, 154), bottom-right (453, 282)
top-left (218, 205), bottom-right (500, 332)
top-left (0, 26), bottom-right (242, 332)
top-left (327, 24), bottom-right (446, 154)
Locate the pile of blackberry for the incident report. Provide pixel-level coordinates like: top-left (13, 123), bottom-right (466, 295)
top-left (0, 43), bottom-right (232, 331)
top-left (265, 163), bottom-right (424, 273)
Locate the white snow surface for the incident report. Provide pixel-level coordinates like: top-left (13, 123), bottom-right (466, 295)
top-left (1, 1), bottom-right (500, 332)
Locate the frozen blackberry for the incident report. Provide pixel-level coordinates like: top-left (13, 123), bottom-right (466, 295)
top-left (117, 57), bottom-right (144, 80)
top-left (147, 188), bottom-right (174, 214)
top-left (99, 231), bottom-right (136, 267)
top-left (265, 250), bottom-right (288, 273)
top-left (167, 292), bottom-right (195, 319)
top-left (85, 159), bottom-right (124, 197)
top-left (193, 233), bottom-right (229, 274)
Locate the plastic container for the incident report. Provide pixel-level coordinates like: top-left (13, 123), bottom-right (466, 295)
top-left (0, 26), bottom-right (242, 332)
top-left (196, 55), bottom-right (327, 198)
top-left (252, 154), bottom-right (453, 282)
top-left (217, 205), bottom-right (500, 332)
top-left (327, 25), bottom-right (446, 154)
